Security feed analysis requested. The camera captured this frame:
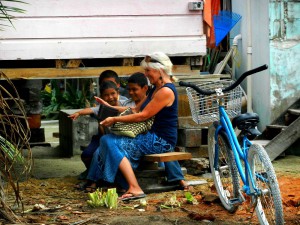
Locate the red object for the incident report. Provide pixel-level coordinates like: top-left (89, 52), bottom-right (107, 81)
top-left (204, 0), bottom-right (220, 48)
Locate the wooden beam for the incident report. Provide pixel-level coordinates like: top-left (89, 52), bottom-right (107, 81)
top-left (1, 65), bottom-right (200, 79)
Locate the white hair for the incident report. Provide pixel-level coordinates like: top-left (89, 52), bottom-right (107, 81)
top-left (140, 52), bottom-right (173, 76)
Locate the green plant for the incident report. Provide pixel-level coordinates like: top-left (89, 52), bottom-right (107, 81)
top-left (87, 188), bottom-right (118, 209)
top-left (185, 191), bottom-right (198, 205)
top-left (41, 79), bottom-right (94, 119)
top-left (0, 0), bottom-right (27, 31)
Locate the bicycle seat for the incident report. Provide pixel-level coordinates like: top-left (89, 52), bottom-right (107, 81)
top-left (232, 113), bottom-right (261, 139)
top-left (232, 113), bottom-right (259, 128)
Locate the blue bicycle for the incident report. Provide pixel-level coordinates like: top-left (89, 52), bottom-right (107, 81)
top-left (179, 65), bottom-right (284, 225)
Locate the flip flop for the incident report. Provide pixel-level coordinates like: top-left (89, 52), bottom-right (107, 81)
top-left (119, 192), bottom-right (147, 201)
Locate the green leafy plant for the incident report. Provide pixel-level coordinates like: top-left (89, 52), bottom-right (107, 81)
top-left (185, 191), bottom-right (198, 205)
top-left (87, 188), bottom-right (118, 209)
top-left (0, 135), bottom-right (24, 163)
top-left (160, 194), bottom-right (181, 209)
top-left (41, 79), bottom-right (94, 119)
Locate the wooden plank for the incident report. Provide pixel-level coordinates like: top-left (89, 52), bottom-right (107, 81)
top-left (288, 109), bottom-right (300, 116)
top-left (0, 36), bottom-right (206, 60)
top-left (1, 65), bottom-right (200, 79)
top-left (143, 152), bottom-right (192, 162)
top-left (8, 0), bottom-right (203, 17)
top-left (175, 73), bottom-right (231, 80)
top-left (266, 116), bottom-right (300, 161)
top-left (267, 124), bottom-right (288, 129)
top-left (1, 16), bottom-right (203, 39)
top-left (251, 140), bottom-right (270, 147)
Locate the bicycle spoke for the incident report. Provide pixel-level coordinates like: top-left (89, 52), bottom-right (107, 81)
top-left (248, 144), bottom-right (284, 225)
top-left (208, 127), bottom-right (240, 213)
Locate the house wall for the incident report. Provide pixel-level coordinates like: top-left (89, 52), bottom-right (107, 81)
top-left (233, 0), bottom-right (300, 129)
top-left (269, 1), bottom-right (300, 122)
top-left (0, 0), bottom-right (206, 60)
top-left (232, 0), bottom-right (271, 129)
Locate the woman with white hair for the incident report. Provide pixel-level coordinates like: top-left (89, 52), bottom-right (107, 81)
top-left (97, 52), bottom-right (187, 200)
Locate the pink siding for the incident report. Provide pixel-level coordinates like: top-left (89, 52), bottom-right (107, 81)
top-left (0, 0), bottom-right (206, 60)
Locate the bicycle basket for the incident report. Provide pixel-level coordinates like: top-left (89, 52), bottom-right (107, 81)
top-left (185, 80), bottom-right (243, 125)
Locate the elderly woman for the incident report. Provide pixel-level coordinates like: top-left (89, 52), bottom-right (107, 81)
top-left (94, 52), bottom-right (187, 200)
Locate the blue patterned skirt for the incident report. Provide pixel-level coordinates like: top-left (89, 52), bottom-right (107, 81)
top-left (86, 131), bottom-right (174, 188)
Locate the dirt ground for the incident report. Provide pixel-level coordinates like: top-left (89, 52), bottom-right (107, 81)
top-left (2, 154), bottom-right (300, 225)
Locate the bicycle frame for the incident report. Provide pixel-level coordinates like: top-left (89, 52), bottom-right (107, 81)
top-left (213, 99), bottom-right (260, 196)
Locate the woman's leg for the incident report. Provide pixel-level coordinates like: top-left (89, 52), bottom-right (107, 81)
top-left (118, 157), bottom-right (144, 196)
top-left (164, 161), bottom-right (184, 182)
top-left (164, 161), bottom-right (190, 190)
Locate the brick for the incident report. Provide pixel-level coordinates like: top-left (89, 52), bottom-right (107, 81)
top-left (177, 128), bottom-right (202, 147)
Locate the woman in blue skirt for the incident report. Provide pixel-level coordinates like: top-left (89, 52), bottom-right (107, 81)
top-left (88, 52), bottom-right (186, 200)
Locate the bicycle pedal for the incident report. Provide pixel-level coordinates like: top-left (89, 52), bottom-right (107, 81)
top-left (229, 198), bottom-right (242, 205)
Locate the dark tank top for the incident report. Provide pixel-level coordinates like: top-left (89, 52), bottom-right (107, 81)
top-left (141, 83), bottom-right (178, 146)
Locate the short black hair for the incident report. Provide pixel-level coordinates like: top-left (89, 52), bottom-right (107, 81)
top-left (99, 80), bottom-right (119, 95)
top-left (99, 70), bottom-right (120, 85)
top-left (128, 72), bottom-right (148, 88)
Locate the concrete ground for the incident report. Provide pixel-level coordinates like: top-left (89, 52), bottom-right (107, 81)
top-left (30, 120), bottom-right (86, 179)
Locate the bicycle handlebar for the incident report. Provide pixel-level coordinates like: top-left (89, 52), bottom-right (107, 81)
top-left (179, 64), bottom-right (268, 95)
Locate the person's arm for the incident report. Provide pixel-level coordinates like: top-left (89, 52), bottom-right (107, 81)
top-left (68, 108), bottom-right (94, 120)
top-left (101, 87), bottom-right (174, 127)
top-left (94, 96), bottom-right (129, 113)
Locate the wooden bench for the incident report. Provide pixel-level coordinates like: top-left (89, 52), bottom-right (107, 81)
top-left (138, 152), bottom-right (192, 171)
top-left (137, 152), bottom-right (192, 192)
top-left (143, 152), bottom-right (192, 162)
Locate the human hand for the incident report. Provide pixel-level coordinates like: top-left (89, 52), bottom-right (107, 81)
top-left (94, 96), bottom-right (109, 106)
top-left (68, 112), bottom-right (80, 120)
top-left (100, 117), bottom-right (115, 127)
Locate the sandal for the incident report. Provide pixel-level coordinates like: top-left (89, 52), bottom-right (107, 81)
top-left (119, 192), bottom-right (147, 201)
top-left (74, 181), bottom-right (88, 191)
top-left (84, 186), bottom-right (97, 193)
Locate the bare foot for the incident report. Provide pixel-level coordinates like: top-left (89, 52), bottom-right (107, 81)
top-left (179, 180), bottom-right (193, 191)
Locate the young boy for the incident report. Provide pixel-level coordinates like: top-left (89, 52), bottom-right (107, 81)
top-left (123, 72), bottom-right (149, 106)
top-left (98, 70), bottom-right (129, 99)
top-left (69, 81), bottom-right (126, 184)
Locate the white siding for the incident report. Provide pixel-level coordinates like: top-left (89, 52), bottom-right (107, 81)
top-left (0, 0), bottom-right (206, 60)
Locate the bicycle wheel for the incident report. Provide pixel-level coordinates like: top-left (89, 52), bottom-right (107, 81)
top-left (248, 144), bottom-right (284, 225)
top-left (208, 125), bottom-right (240, 213)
